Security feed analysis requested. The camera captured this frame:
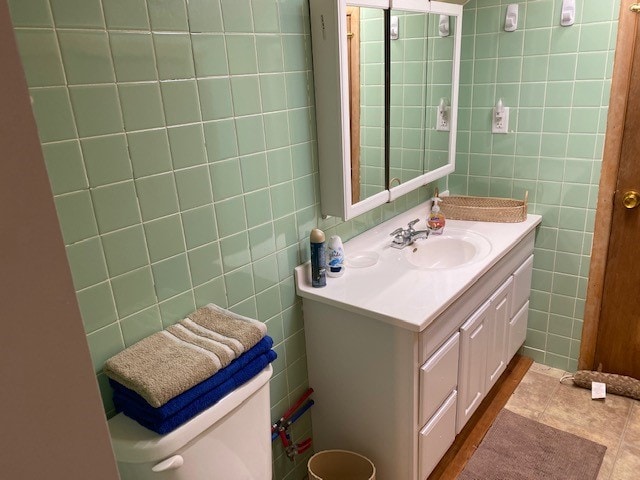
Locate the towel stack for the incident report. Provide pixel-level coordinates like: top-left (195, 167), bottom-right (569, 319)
top-left (104, 303), bottom-right (276, 434)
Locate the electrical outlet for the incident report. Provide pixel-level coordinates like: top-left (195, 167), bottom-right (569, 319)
top-left (436, 112), bottom-right (450, 131)
top-left (436, 102), bottom-right (450, 132)
top-left (492, 106), bottom-right (509, 134)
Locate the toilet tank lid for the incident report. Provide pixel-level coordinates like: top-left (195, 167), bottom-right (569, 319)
top-left (107, 364), bottom-right (273, 464)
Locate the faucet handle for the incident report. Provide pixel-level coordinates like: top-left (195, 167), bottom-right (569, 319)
top-left (407, 218), bottom-right (420, 229)
top-left (389, 227), bottom-right (406, 247)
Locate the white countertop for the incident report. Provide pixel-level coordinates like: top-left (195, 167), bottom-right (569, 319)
top-left (295, 201), bottom-right (541, 332)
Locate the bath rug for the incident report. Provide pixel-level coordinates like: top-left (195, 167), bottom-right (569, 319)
top-left (458, 409), bottom-right (606, 480)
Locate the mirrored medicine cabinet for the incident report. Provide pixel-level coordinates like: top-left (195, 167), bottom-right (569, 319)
top-left (309, 0), bottom-right (464, 220)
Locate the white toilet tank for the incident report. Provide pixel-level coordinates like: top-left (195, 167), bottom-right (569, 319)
top-left (108, 364), bottom-right (273, 480)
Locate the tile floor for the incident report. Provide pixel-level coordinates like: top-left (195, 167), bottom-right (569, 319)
top-left (505, 363), bottom-right (640, 480)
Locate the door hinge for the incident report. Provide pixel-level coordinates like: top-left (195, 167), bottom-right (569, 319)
top-left (631, 3), bottom-right (640, 13)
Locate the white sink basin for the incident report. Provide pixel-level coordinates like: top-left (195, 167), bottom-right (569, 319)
top-left (402, 229), bottom-right (491, 269)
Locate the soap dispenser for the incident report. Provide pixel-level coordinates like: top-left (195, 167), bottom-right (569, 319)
top-left (428, 197), bottom-right (445, 235)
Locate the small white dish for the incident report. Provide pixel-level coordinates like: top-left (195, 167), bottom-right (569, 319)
top-left (345, 251), bottom-right (379, 268)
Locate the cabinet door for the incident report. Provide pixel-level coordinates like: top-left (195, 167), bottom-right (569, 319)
top-left (456, 300), bottom-right (490, 433)
top-left (485, 277), bottom-right (513, 392)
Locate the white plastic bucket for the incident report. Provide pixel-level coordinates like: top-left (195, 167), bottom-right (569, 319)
top-left (307, 450), bottom-right (376, 480)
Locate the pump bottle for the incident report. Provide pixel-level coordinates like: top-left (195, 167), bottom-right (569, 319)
top-left (428, 197), bottom-right (446, 235)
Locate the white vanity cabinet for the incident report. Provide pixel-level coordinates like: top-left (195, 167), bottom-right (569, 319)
top-left (299, 230), bottom-right (536, 479)
top-left (295, 205), bottom-right (540, 479)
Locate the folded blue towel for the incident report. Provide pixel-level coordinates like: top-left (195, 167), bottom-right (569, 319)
top-left (110, 336), bottom-right (273, 421)
top-left (105, 304), bottom-right (268, 407)
top-left (114, 349), bottom-right (277, 435)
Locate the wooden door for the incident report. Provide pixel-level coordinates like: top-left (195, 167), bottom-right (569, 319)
top-left (594, 10), bottom-right (640, 378)
top-left (346, 6), bottom-right (361, 204)
top-left (582, 2), bottom-right (640, 379)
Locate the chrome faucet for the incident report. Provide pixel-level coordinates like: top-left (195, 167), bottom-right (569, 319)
top-left (389, 219), bottom-right (430, 249)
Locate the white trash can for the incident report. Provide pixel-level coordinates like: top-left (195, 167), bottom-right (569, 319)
top-left (307, 450), bottom-right (376, 480)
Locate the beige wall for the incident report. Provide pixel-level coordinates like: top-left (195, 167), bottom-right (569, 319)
top-left (0, 2), bottom-right (119, 478)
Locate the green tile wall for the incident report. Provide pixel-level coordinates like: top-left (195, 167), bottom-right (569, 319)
top-left (12, 0), bottom-right (616, 472)
top-left (9, 1), bottom-right (429, 478)
top-left (453, 0), bottom-right (619, 371)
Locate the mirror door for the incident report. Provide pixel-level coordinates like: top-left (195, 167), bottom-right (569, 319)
top-left (388, 1), bottom-right (460, 201)
top-left (347, 6), bottom-right (387, 205)
top-left (389, 8), bottom-right (434, 187)
top-left (309, 0), bottom-right (462, 220)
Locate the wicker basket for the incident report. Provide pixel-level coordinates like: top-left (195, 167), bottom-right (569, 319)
top-left (440, 192), bottom-right (528, 223)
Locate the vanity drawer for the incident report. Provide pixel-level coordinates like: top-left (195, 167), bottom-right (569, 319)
top-left (418, 390), bottom-right (457, 480)
top-left (419, 332), bottom-right (459, 426)
top-left (508, 301), bottom-right (529, 360)
top-left (511, 255), bottom-right (533, 315)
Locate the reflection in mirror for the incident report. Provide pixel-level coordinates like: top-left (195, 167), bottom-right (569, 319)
top-left (389, 10), bottom-right (455, 187)
top-left (425, 13), bottom-right (454, 173)
top-left (347, 6), bottom-right (385, 205)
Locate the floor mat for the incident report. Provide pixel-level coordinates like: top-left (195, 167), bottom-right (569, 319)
top-left (458, 409), bottom-right (606, 480)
